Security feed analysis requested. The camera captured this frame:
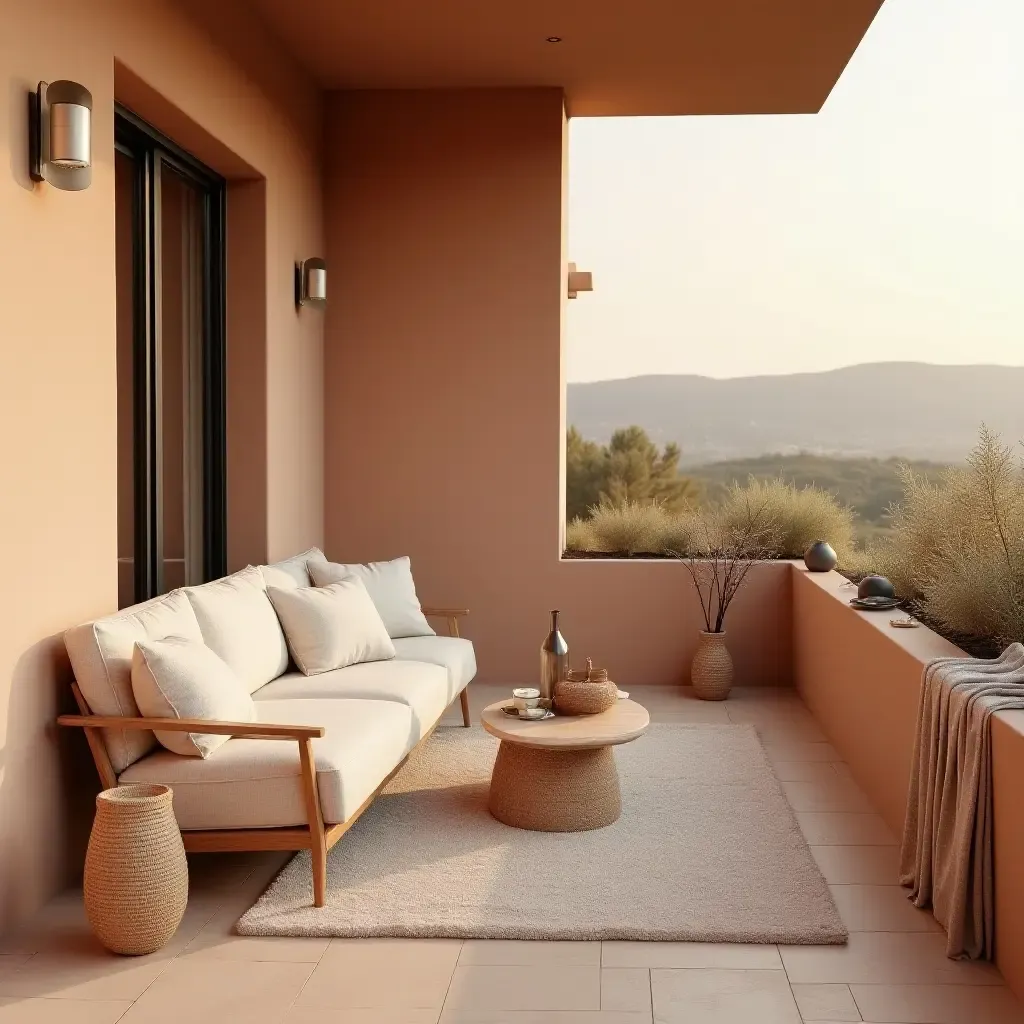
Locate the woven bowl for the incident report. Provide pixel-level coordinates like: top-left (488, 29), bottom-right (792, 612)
top-left (553, 677), bottom-right (618, 715)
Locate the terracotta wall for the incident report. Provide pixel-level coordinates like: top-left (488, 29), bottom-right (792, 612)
top-left (992, 712), bottom-right (1024, 1005)
top-left (323, 89), bottom-right (791, 687)
top-left (793, 568), bottom-right (1024, 1002)
top-left (0, 0), bottom-right (323, 932)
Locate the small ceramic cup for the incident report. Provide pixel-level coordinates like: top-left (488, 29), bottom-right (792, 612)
top-left (512, 687), bottom-right (541, 712)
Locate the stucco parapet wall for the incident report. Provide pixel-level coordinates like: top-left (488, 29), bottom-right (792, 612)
top-left (792, 564), bottom-right (1024, 742)
top-left (794, 565), bottom-right (963, 659)
top-left (792, 565), bottom-right (1024, 1002)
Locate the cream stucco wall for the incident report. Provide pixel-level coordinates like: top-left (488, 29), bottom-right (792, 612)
top-left (0, 0), bottom-right (323, 931)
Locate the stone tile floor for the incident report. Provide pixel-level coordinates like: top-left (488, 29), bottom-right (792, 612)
top-left (1, 684), bottom-right (1022, 1023)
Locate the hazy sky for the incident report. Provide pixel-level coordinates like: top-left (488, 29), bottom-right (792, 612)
top-left (566, 0), bottom-right (1024, 383)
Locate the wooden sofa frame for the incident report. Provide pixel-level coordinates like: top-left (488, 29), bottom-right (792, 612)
top-left (58, 607), bottom-right (470, 908)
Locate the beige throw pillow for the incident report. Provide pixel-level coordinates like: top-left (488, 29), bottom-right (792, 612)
top-left (131, 636), bottom-right (256, 758)
top-left (184, 566), bottom-right (289, 693)
top-left (309, 556), bottom-right (435, 638)
top-left (267, 578), bottom-right (396, 676)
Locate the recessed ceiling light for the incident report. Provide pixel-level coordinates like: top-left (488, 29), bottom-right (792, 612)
top-left (546, 36), bottom-right (562, 43)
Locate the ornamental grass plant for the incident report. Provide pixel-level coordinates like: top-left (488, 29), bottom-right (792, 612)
top-left (564, 480), bottom-right (851, 562)
top-left (854, 427), bottom-right (1024, 646)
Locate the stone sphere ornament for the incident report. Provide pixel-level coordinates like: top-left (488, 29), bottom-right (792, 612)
top-left (804, 541), bottom-right (838, 572)
top-left (858, 575), bottom-right (896, 600)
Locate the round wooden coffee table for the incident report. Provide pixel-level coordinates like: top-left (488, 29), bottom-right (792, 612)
top-left (480, 699), bottom-right (650, 832)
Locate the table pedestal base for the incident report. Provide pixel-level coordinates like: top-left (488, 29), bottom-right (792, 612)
top-left (488, 740), bottom-right (621, 832)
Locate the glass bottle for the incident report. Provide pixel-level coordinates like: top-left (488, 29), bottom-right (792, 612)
top-left (539, 609), bottom-right (569, 701)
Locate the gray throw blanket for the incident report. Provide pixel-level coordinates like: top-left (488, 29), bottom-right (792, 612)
top-left (901, 642), bottom-right (1024, 959)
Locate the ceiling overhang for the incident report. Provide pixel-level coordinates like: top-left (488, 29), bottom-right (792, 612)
top-left (248, 0), bottom-right (884, 116)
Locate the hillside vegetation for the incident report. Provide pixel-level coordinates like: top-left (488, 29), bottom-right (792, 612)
top-left (687, 453), bottom-right (949, 528)
top-left (566, 423), bottom-right (1024, 653)
top-left (566, 427), bottom-right (950, 540)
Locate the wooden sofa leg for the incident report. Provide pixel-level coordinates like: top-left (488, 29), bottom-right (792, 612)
top-left (460, 688), bottom-right (471, 728)
top-left (298, 738), bottom-right (329, 907)
top-left (311, 833), bottom-right (328, 908)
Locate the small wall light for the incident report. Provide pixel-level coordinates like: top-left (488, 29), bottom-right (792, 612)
top-left (30, 80), bottom-right (92, 191)
top-left (295, 258), bottom-right (327, 309)
top-left (567, 262), bottom-right (593, 299)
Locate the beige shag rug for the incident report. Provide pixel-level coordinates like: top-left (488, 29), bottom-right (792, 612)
top-left (236, 723), bottom-right (846, 944)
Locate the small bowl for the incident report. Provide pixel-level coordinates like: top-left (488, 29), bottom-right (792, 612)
top-left (850, 595), bottom-right (900, 611)
top-left (518, 707), bottom-right (548, 720)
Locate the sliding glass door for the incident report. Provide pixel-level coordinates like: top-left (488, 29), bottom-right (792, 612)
top-left (115, 109), bottom-right (226, 607)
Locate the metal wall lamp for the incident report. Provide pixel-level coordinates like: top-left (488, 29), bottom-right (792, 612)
top-left (295, 258), bottom-right (327, 309)
top-left (30, 80), bottom-right (92, 191)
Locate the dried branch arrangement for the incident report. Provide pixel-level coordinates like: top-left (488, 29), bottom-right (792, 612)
top-left (669, 495), bottom-right (777, 633)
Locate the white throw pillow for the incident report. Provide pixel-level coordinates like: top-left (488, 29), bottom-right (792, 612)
top-left (309, 556), bottom-right (435, 638)
top-left (131, 636), bottom-right (256, 758)
top-left (184, 566), bottom-right (289, 692)
top-left (64, 589), bottom-right (205, 772)
top-left (267, 579), bottom-right (396, 675)
top-left (259, 548), bottom-right (328, 590)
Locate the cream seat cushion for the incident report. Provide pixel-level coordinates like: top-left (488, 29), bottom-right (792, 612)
top-left (184, 566), bottom-right (288, 693)
top-left (131, 637), bottom-right (256, 758)
top-left (310, 556), bottom-right (435, 638)
top-left (254, 660), bottom-right (449, 742)
top-left (392, 636), bottom-right (477, 702)
top-left (267, 578), bottom-right (395, 675)
top-left (64, 590), bottom-right (205, 772)
top-left (118, 698), bottom-right (414, 829)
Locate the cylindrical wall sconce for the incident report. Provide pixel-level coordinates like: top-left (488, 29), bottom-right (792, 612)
top-left (295, 258), bottom-right (327, 309)
top-left (30, 80), bottom-right (92, 191)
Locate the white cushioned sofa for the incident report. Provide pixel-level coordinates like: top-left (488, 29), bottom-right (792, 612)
top-left (58, 549), bottom-right (475, 906)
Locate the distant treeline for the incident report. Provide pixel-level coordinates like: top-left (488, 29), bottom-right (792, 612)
top-left (567, 426), bottom-right (950, 532)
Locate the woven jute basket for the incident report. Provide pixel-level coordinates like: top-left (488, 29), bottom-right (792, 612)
top-left (691, 630), bottom-right (734, 701)
top-left (84, 784), bottom-right (188, 956)
top-left (554, 658), bottom-right (618, 715)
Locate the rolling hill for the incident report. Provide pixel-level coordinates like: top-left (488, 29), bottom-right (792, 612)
top-left (567, 362), bottom-right (1024, 466)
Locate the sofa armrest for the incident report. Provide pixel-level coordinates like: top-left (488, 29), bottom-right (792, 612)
top-left (421, 606), bottom-right (469, 639)
top-left (57, 714), bottom-right (325, 742)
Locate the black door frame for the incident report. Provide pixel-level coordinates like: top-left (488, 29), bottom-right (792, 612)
top-left (115, 105), bottom-right (227, 600)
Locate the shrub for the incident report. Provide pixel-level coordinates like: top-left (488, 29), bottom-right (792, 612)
top-left (563, 480), bottom-right (851, 560)
top-left (719, 477), bottom-right (856, 561)
top-left (859, 427), bottom-right (1024, 644)
top-left (565, 517), bottom-right (598, 552)
top-left (660, 511), bottom-right (700, 556)
top-left (581, 500), bottom-right (679, 555)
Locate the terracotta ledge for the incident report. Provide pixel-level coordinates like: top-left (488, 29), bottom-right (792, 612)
top-left (795, 566), bottom-right (1024, 741)
top-left (794, 565), bottom-right (963, 659)
top-left (792, 564), bottom-right (1024, 1002)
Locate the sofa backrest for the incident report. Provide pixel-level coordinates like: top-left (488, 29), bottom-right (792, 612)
top-left (65, 551), bottom-right (327, 775)
top-left (65, 589), bottom-right (204, 773)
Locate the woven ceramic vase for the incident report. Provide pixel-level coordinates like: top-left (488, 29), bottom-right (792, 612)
top-left (84, 784), bottom-right (188, 955)
top-left (691, 630), bottom-right (734, 701)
